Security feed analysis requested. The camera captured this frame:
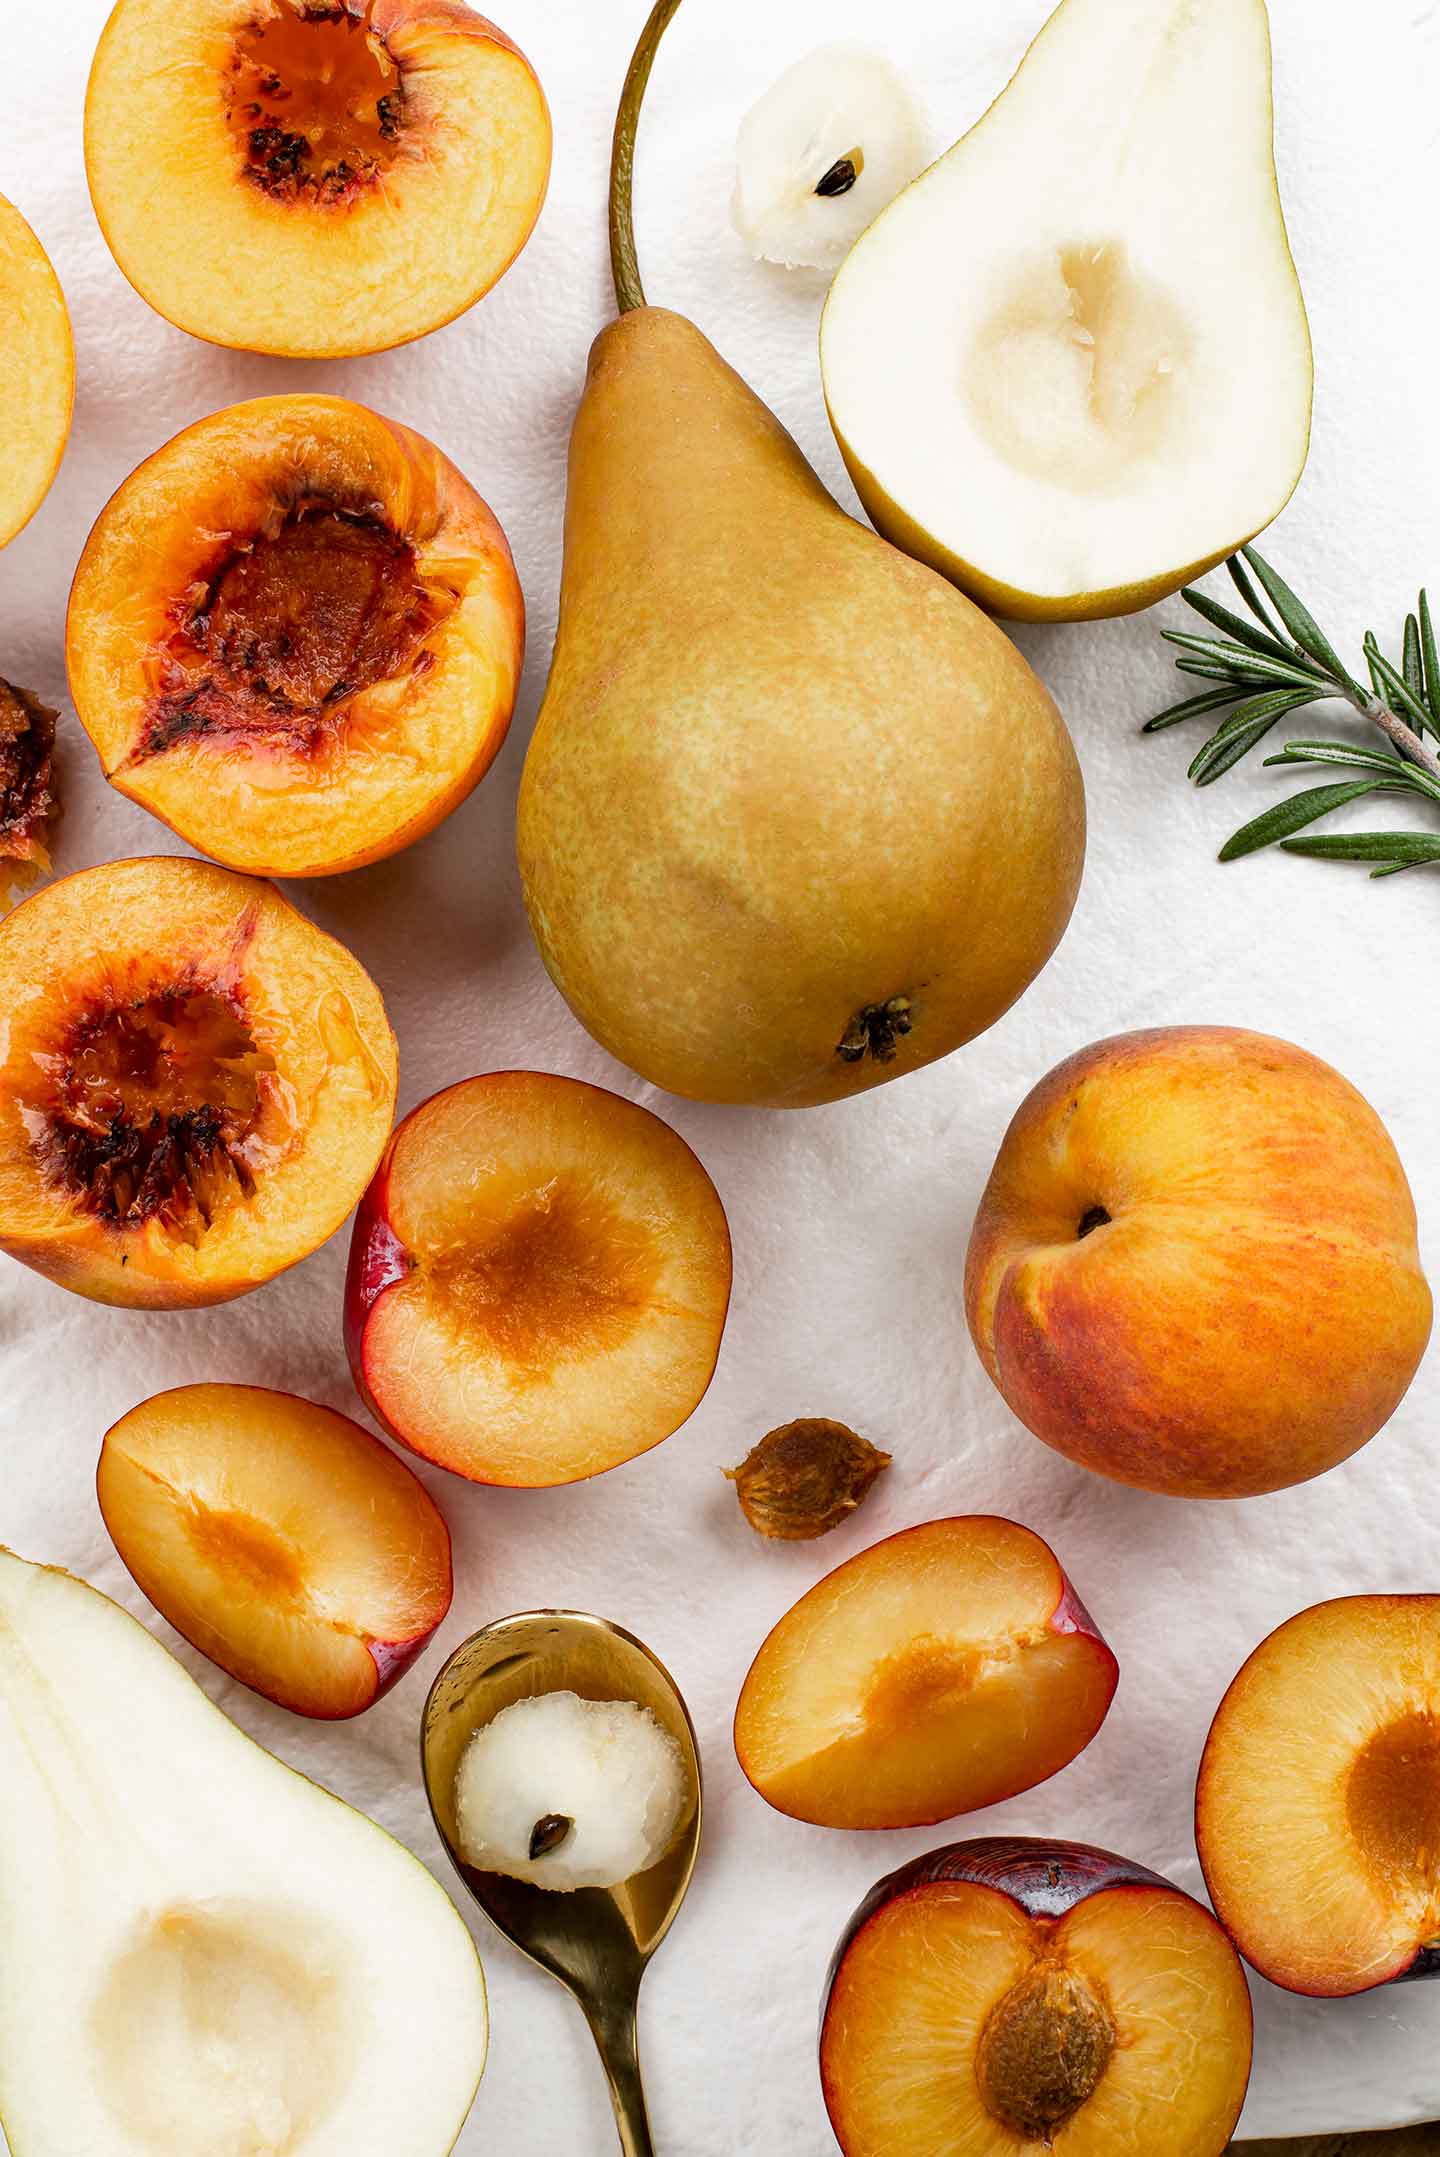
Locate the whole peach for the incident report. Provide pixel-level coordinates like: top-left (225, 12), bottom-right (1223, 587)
top-left (964, 1027), bottom-right (1431, 1498)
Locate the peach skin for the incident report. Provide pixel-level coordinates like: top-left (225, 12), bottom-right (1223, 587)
top-left (964, 1026), bottom-right (1431, 1498)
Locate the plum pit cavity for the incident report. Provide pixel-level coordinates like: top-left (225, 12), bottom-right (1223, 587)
top-left (428, 1175), bottom-right (661, 1376)
top-left (1346, 1708), bottom-right (1440, 1919)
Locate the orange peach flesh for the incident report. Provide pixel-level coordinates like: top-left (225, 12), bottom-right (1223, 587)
top-left (0, 195), bottom-right (74, 546)
top-left (1197, 1595), bottom-right (1440, 1995)
top-left (734, 1518), bottom-right (1117, 1830)
top-left (965, 1026), bottom-right (1432, 1498)
top-left (99, 1384), bottom-right (452, 1718)
top-left (85, 0), bottom-right (552, 359)
top-left (67, 395), bottom-right (524, 879)
top-left (821, 1880), bottom-right (1251, 2156)
top-left (0, 857), bottom-right (396, 1307)
top-left (350, 1074), bottom-right (732, 1487)
top-left (0, 682), bottom-right (57, 905)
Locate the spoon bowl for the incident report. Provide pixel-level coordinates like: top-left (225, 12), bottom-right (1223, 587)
top-left (422, 1611), bottom-right (702, 2157)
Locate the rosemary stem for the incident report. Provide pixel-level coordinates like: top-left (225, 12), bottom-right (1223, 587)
top-left (1352, 692), bottom-right (1440, 781)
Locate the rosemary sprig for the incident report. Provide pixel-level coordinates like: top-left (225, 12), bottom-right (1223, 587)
top-left (1146, 546), bottom-right (1440, 877)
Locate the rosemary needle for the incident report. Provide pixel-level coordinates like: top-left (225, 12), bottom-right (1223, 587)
top-left (1146, 546), bottom-right (1440, 879)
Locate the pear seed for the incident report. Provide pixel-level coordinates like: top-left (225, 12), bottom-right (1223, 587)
top-left (529, 1814), bottom-right (575, 1861)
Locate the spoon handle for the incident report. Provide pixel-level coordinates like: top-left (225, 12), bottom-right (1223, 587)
top-left (586, 1988), bottom-right (656, 2157)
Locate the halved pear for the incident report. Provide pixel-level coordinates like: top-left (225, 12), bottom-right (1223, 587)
top-left (821, 0), bottom-right (1313, 622)
top-left (0, 1548), bottom-right (487, 2157)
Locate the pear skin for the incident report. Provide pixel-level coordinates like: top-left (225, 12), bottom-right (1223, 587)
top-left (518, 307), bottom-right (1084, 1110)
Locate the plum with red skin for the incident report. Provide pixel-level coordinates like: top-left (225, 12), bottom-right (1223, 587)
top-left (733, 1516), bottom-right (1118, 1831)
top-left (346, 1070), bottom-right (732, 1488)
top-left (98, 1383), bottom-right (453, 1719)
top-left (821, 1836), bottom-right (1253, 2156)
top-left (1196, 1593), bottom-right (1440, 1997)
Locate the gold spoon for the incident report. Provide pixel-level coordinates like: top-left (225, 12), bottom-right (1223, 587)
top-left (421, 1610), bottom-right (703, 2157)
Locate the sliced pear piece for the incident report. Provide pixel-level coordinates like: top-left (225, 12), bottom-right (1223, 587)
top-left (821, 0), bottom-right (1313, 622)
top-left (732, 45), bottom-right (930, 273)
top-left (0, 1549), bottom-right (486, 2157)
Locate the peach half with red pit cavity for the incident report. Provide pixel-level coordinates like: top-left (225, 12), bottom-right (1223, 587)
top-left (66, 396), bottom-right (525, 880)
top-left (84, 0), bottom-right (552, 359)
top-left (0, 856), bottom-right (397, 1308)
top-left (345, 1071), bottom-right (733, 1488)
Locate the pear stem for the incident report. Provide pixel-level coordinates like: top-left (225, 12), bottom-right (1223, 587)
top-left (610, 0), bottom-right (684, 314)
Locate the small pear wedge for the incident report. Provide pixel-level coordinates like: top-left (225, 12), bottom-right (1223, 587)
top-left (0, 1549), bottom-right (487, 2157)
top-left (518, 4), bottom-right (1084, 1111)
top-left (821, 0), bottom-right (1314, 623)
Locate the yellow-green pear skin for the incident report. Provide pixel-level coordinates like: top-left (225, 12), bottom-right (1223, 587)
top-left (518, 308), bottom-right (1085, 1110)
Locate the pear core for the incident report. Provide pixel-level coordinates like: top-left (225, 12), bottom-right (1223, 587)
top-left (33, 987), bottom-right (278, 1232)
top-left (974, 1957), bottom-right (1115, 2140)
top-left (224, 5), bottom-right (408, 208)
top-left (90, 1900), bottom-right (357, 2155)
top-left (966, 241), bottom-right (1194, 495)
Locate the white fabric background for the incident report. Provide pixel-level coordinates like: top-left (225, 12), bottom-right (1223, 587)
top-left (3, 0), bottom-right (1439, 2146)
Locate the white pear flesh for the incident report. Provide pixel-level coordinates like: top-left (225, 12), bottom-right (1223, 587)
top-left (732, 44), bottom-right (930, 272)
top-left (821, 0), bottom-right (1314, 621)
top-left (0, 1550), bottom-right (487, 2157)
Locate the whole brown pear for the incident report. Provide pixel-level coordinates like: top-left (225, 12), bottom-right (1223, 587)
top-left (518, 307), bottom-right (1085, 1108)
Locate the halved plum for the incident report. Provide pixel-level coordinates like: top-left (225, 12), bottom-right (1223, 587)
top-left (821, 1838), bottom-right (1252, 2156)
top-left (67, 395), bottom-right (524, 878)
top-left (99, 1383), bottom-right (452, 1718)
top-left (0, 857), bottom-right (397, 1306)
top-left (346, 1072), bottom-right (732, 1486)
top-left (1196, 1594), bottom-right (1440, 1996)
top-left (733, 1517), bottom-right (1117, 1829)
top-left (86, 0), bottom-right (551, 359)
top-left (0, 194), bottom-right (74, 546)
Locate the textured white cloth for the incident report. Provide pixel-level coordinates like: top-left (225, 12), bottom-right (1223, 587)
top-left (2, 0), bottom-right (1438, 2145)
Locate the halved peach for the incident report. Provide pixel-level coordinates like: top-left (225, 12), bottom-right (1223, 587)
top-left (67, 395), bottom-right (524, 879)
top-left (733, 1517), bottom-right (1117, 1830)
top-left (99, 1383), bottom-right (452, 1718)
top-left (1196, 1594), bottom-right (1440, 1997)
top-left (85, 0), bottom-right (551, 359)
top-left (0, 680), bottom-right (58, 912)
top-left (0, 194), bottom-right (74, 546)
top-left (0, 856), bottom-right (397, 1307)
top-left (821, 1838), bottom-right (1252, 2156)
top-left (346, 1072), bottom-right (732, 1486)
